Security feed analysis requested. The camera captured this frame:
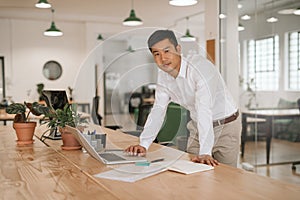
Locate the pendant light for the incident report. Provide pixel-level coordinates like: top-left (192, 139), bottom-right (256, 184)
top-left (266, 17), bottom-right (278, 23)
top-left (44, 9), bottom-right (63, 37)
top-left (35, 0), bottom-right (51, 9)
top-left (238, 23), bottom-right (245, 31)
top-left (180, 17), bottom-right (196, 42)
top-left (169, 0), bottom-right (198, 6)
top-left (266, 0), bottom-right (278, 23)
top-left (97, 34), bottom-right (104, 40)
top-left (293, 7), bottom-right (300, 15)
top-left (123, 0), bottom-right (143, 26)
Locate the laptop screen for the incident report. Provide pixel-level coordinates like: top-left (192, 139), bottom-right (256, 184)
top-left (42, 90), bottom-right (68, 109)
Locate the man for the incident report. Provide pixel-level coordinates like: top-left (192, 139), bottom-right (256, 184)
top-left (125, 30), bottom-right (241, 167)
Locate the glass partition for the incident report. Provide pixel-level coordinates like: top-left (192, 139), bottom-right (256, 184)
top-left (239, 0), bottom-right (300, 181)
top-left (0, 57), bottom-right (5, 100)
top-left (221, 0), bottom-right (300, 184)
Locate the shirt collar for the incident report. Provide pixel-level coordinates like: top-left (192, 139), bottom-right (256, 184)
top-left (177, 56), bottom-right (187, 79)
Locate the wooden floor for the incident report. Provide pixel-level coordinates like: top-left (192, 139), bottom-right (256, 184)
top-left (239, 139), bottom-right (300, 186)
top-left (104, 113), bottom-right (300, 186)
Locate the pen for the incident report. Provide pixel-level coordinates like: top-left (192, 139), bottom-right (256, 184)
top-left (135, 158), bottom-right (165, 166)
top-left (150, 158), bottom-right (165, 163)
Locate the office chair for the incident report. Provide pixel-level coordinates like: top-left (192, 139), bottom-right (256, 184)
top-left (91, 96), bottom-right (122, 130)
top-left (155, 102), bottom-right (189, 150)
top-left (128, 92), bottom-right (143, 113)
top-left (123, 103), bottom-right (152, 137)
top-left (291, 98), bottom-right (300, 170)
top-left (273, 98), bottom-right (297, 139)
top-left (125, 102), bottom-right (189, 151)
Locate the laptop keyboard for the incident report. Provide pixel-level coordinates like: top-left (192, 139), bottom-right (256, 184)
top-left (99, 153), bottom-right (126, 161)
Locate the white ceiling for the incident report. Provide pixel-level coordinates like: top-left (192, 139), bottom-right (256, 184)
top-left (0, 0), bottom-right (205, 29)
top-left (238, 0), bottom-right (300, 16)
top-left (1, 0), bottom-right (298, 39)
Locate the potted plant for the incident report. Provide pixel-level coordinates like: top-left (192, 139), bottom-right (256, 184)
top-left (5, 102), bottom-right (50, 145)
top-left (67, 86), bottom-right (74, 102)
top-left (41, 103), bottom-right (88, 150)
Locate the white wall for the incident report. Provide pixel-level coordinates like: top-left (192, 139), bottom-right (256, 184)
top-left (0, 8), bottom-right (209, 118)
top-left (0, 18), bottom-right (86, 103)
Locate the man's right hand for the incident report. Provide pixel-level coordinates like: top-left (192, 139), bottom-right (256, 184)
top-left (124, 145), bottom-right (146, 156)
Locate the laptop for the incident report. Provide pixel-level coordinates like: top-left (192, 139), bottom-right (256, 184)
top-left (64, 126), bottom-right (148, 165)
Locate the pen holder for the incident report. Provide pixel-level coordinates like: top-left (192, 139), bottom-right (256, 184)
top-left (95, 133), bottom-right (106, 149)
top-left (84, 133), bottom-right (106, 152)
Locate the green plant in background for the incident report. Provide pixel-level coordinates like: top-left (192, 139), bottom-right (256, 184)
top-left (239, 77), bottom-right (257, 109)
top-left (68, 86), bottom-right (74, 101)
top-left (5, 102), bottom-right (50, 123)
top-left (36, 83), bottom-right (45, 101)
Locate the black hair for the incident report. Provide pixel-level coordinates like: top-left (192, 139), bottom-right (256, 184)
top-left (147, 30), bottom-right (178, 51)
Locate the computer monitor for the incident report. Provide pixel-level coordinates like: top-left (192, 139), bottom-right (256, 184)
top-left (42, 90), bottom-right (68, 110)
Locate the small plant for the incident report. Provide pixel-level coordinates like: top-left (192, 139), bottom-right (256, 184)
top-left (68, 86), bottom-right (74, 101)
top-left (43, 103), bottom-right (87, 129)
top-left (6, 102), bottom-right (50, 123)
top-left (239, 77), bottom-right (258, 109)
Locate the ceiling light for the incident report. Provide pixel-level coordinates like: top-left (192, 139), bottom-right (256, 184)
top-left (219, 14), bottom-right (227, 19)
top-left (266, 16), bottom-right (278, 23)
top-left (293, 7), bottom-right (300, 15)
top-left (180, 29), bottom-right (196, 41)
top-left (266, 1), bottom-right (278, 23)
top-left (123, 0), bottom-right (143, 26)
top-left (241, 14), bottom-right (251, 20)
top-left (169, 0), bottom-right (198, 6)
top-left (238, 4), bottom-right (243, 9)
top-left (35, 0), bottom-right (51, 9)
top-left (278, 9), bottom-right (295, 15)
top-left (44, 9), bottom-right (63, 37)
top-left (238, 23), bottom-right (245, 32)
top-left (180, 17), bottom-right (196, 42)
top-left (126, 45), bottom-right (135, 52)
top-left (97, 34), bottom-right (104, 40)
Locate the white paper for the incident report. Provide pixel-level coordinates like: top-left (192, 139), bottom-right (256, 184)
top-left (94, 164), bottom-right (167, 183)
top-left (168, 160), bottom-right (214, 174)
top-left (94, 147), bottom-right (213, 182)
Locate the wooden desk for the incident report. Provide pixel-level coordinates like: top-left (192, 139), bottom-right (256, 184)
top-left (0, 112), bottom-right (15, 125)
top-left (0, 111), bottom-right (91, 126)
top-left (34, 124), bottom-right (300, 200)
top-left (241, 109), bottom-right (300, 164)
top-left (0, 126), bottom-right (118, 199)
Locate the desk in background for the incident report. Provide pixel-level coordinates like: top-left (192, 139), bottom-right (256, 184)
top-left (241, 109), bottom-right (300, 165)
top-left (71, 102), bottom-right (91, 114)
top-left (0, 110), bottom-right (91, 126)
top-left (0, 111), bottom-right (14, 125)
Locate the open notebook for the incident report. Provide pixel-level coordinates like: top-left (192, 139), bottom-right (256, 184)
top-left (65, 126), bottom-right (147, 165)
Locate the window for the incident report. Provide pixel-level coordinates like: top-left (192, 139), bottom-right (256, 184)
top-left (245, 35), bottom-right (279, 91)
top-left (288, 31), bottom-right (300, 90)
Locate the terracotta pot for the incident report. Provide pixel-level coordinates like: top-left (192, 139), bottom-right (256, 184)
top-left (13, 122), bottom-right (37, 145)
top-left (59, 127), bottom-right (82, 150)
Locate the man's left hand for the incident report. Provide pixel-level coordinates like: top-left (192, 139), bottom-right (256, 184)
top-left (191, 154), bottom-right (219, 166)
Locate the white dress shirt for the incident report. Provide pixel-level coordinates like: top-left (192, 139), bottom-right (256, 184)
top-left (139, 54), bottom-right (238, 155)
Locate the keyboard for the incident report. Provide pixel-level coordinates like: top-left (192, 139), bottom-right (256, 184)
top-left (99, 152), bottom-right (126, 161)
